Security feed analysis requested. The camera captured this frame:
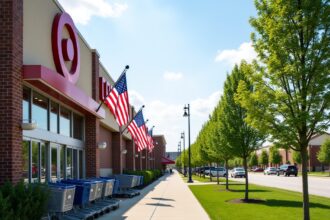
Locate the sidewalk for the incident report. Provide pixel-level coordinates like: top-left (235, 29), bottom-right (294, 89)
top-left (99, 171), bottom-right (210, 220)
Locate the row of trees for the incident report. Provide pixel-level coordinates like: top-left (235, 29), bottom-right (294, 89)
top-left (177, 1), bottom-right (330, 219)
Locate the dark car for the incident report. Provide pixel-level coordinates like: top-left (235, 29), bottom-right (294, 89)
top-left (252, 167), bottom-right (264, 172)
top-left (277, 164), bottom-right (298, 177)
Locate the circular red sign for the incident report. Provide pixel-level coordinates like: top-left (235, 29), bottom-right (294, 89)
top-left (52, 13), bottom-right (80, 84)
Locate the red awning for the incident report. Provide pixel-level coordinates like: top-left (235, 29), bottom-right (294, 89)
top-left (161, 156), bottom-right (175, 165)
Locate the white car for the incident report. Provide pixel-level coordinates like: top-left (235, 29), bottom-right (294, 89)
top-left (209, 167), bottom-right (226, 177)
top-left (264, 167), bottom-right (277, 175)
top-left (230, 167), bottom-right (246, 178)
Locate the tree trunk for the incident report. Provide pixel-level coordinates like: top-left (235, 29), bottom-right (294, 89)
top-left (225, 159), bottom-right (229, 190)
top-left (216, 163), bottom-right (219, 185)
top-left (209, 163), bottom-right (212, 182)
top-left (301, 147), bottom-right (310, 220)
top-left (243, 157), bottom-right (249, 201)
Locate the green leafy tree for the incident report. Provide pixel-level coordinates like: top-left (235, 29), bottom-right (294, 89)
top-left (317, 139), bottom-right (330, 176)
top-left (210, 104), bottom-right (233, 188)
top-left (249, 152), bottom-right (259, 168)
top-left (236, 1), bottom-right (330, 218)
top-left (269, 147), bottom-right (282, 167)
top-left (219, 63), bottom-right (265, 201)
top-left (293, 150), bottom-right (302, 165)
top-left (258, 150), bottom-right (269, 168)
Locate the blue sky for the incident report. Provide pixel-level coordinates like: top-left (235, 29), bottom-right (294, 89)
top-left (58, 0), bottom-right (257, 152)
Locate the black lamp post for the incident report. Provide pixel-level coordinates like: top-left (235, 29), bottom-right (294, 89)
top-left (183, 104), bottom-right (193, 183)
top-left (181, 132), bottom-right (187, 176)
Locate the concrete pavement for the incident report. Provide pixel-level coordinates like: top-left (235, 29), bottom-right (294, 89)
top-left (234, 173), bottom-right (330, 198)
top-left (99, 171), bottom-right (210, 220)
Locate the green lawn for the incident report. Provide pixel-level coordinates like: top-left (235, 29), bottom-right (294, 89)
top-left (189, 183), bottom-right (330, 220)
top-left (307, 171), bottom-right (330, 177)
top-left (181, 174), bottom-right (229, 183)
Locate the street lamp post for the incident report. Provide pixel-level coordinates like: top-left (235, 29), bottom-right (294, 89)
top-left (181, 132), bottom-right (186, 176)
top-left (183, 104), bottom-right (193, 183)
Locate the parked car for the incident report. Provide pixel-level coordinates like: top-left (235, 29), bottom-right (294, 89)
top-left (230, 167), bottom-right (246, 178)
top-left (209, 167), bottom-right (226, 177)
top-left (252, 167), bottom-right (264, 172)
top-left (264, 167), bottom-right (277, 175)
top-left (277, 164), bottom-right (298, 176)
top-left (204, 167), bottom-right (216, 176)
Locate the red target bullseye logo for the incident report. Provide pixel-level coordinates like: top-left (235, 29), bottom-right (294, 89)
top-left (52, 13), bottom-right (80, 84)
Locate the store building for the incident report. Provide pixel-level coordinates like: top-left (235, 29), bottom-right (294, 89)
top-left (0, 0), bottom-right (165, 185)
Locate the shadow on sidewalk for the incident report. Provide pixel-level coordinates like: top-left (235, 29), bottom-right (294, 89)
top-left (151, 197), bottom-right (175, 201)
top-left (98, 174), bottom-right (171, 220)
top-left (146, 203), bottom-right (173, 207)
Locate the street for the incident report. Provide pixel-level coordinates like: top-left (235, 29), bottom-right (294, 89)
top-left (233, 173), bottom-right (330, 198)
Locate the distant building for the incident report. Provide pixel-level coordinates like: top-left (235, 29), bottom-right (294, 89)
top-left (166, 152), bottom-right (180, 162)
top-left (256, 133), bottom-right (330, 171)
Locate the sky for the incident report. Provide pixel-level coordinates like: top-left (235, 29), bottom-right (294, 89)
top-left (58, 0), bottom-right (258, 152)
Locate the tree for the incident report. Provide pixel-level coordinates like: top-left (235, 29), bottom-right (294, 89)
top-left (258, 150), bottom-right (269, 168)
top-left (219, 63), bottom-right (265, 201)
top-left (249, 152), bottom-right (258, 168)
top-left (318, 139), bottom-right (330, 176)
top-left (293, 150), bottom-right (302, 165)
top-left (236, 1), bottom-right (330, 219)
top-left (269, 147), bottom-right (282, 167)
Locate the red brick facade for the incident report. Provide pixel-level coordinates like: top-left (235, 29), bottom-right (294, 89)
top-left (0, 0), bottom-right (23, 184)
top-left (112, 132), bottom-right (122, 174)
top-left (153, 135), bottom-right (166, 170)
top-left (85, 115), bottom-right (100, 177)
top-left (125, 140), bottom-right (135, 170)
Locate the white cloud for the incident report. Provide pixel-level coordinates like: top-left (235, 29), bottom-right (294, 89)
top-left (129, 90), bottom-right (145, 108)
top-left (191, 91), bottom-right (221, 117)
top-left (130, 90), bottom-right (221, 151)
top-left (58, 0), bottom-right (128, 25)
top-left (163, 71), bottom-right (183, 81)
top-left (215, 42), bottom-right (257, 66)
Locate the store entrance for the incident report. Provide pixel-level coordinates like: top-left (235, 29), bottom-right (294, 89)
top-left (22, 140), bottom-right (84, 183)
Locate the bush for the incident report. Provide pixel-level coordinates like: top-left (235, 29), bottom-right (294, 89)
top-left (0, 181), bottom-right (49, 220)
top-left (123, 169), bottom-right (163, 186)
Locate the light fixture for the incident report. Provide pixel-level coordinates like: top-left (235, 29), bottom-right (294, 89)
top-left (135, 154), bottom-right (139, 158)
top-left (121, 149), bottom-right (127, 154)
top-left (21, 119), bottom-right (37, 130)
top-left (98, 141), bottom-right (107, 149)
top-left (141, 156), bottom-right (146, 159)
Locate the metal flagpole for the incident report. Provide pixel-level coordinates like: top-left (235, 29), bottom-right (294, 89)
top-left (96, 65), bottom-right (129, 112)
top-left (120, 105), bottom-right (145, 134)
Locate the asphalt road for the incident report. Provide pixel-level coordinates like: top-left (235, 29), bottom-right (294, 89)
top-left (232, 173), bottom-right (330, 198)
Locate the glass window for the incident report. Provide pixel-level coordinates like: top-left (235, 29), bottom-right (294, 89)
top-left (51, 146), bottom-right (57, 181)
top-left (66, 148), bottom-right (73, 179)
top-left (22, 141), bottom-right (29, 183)
top-left (23, 87), bottom-right (30, 122)
top-left (31, 141), bottom-right (39, 181)
top-left (50, 101), bottom-right (59, 133)
top-left (40, 143), bottom-right (47, 183)
top-left (73, 113), bottom-right (84, 140)
top-left (32, 92), bottom-right (48, 130)
top-left (60, 107), bottom-right (71, 137)
top-left (60, 146), bottom-right (65, 179)
top-left (79, 150), bottom-right (83, 179)
top-left (73, 149), bottom-right (78, 179)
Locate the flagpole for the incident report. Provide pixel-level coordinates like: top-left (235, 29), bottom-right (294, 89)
top-left (96, 65), bottom-right (129, 112)
top-left (120, 105), bottom-right (145, 134)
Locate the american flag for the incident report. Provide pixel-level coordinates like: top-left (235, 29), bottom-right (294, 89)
top-left (104, 73), bottom-right (129, 126)
top-left (128, 111), bottom-right (148, 152)
top-left (147, 127), bottom-right (154, 152)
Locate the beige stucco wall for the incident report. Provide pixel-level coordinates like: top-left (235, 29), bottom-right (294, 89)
top-left (23, 0), bottom-right (92, 97)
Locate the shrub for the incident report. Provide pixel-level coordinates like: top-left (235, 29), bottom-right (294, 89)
top-left (123, 169), bottom-right (163, 186)
top-left (0, 181), bottom-right (49, 220)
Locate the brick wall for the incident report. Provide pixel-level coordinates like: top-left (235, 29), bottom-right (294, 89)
top-left (0, 0), bottom-right (23, 184)
top-left (125, 139), bottom-right (135, 170)
top-left (85, 115), bottom-right (100, 177)
top-left (112, 132), bottom-right (122, 174)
